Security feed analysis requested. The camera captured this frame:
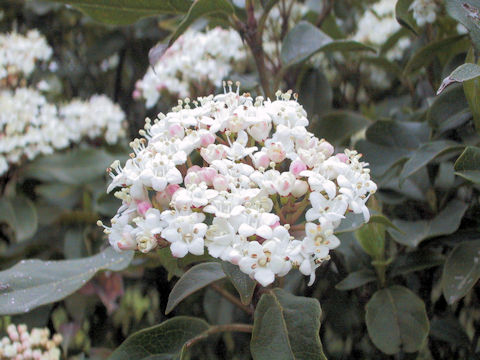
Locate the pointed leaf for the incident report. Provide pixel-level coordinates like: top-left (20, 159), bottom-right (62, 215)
top-left (446, 0), bottom-right (480, 51)
top-left (395, 0), bottom-right (418, 34)
top-left (335, 269), bottom-right (377, 290)
top-left (388, 200), bottom-right (468, 247)
top-left (281, 21), bottom-right (374, 67)
top-left (454, 146), bottom-right (480, 183)
top-left (0, 247), bottom-right (133, 315)
top-left (314, 110), bottom-right (370, 145)
top-left (0, 196), bottom-right (37, 242)
top-left (366, 285), bottom-right (429, 354)
top-left (442, 240), bottom-right (480, 304)
top-left (51, 0), bottom-right (192, 25)
top-left (389, 249), bottom-right (445, 277)
top-left (251, 288), bottom-right (327, 360)
top-left (165, 262), bottom-right (225, 314)
top-left (437, 63), bottom-right (480, 94)
top-left (222, 262), bottom-right (256, 305)
top-left (109, 316), bottom-right (210, 360)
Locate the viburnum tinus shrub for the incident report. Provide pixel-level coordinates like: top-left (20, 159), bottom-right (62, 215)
top-left (99, 83), bottom-right (377, 287)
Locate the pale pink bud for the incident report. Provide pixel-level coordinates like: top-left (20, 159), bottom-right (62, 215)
top-left (291, 180), bottom-right (309, 197)
top-left (199, 167), bottom-right (218, 185)
top-left (137, 201), bottom-right (152, 216)
top-left (155, 191), bottom-right (170, 207)
top-left (254, 153), bottom-right (270, 168)
top-left (336, 153), bottom-right (349, 163)
top-left (168, 124), bottom-right (184, 138)
top-left (289, 159), bottom-right (307, 177)
top-left (267, 143), bottom-right (286, 163)
top-left (213, 174), bottom-right (228, 191)
top-left (319, 141), bottom-right (334, 157)
top-left (270, 221), bottom-right (280, 229)
top-left (184, 172), bottom-right (201, 186)
top-left (132, 89), bottom-right (141, 99)
top-left (187, 165), bottom-right (202, 174)
top-left (249, 120), bottom-right (271, 142)
top-left (166, 184), bottom-right (180, 197)
top-left (200, 133), bottom-right (216, 147)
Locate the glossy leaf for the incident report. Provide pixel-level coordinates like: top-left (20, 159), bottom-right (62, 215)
top-left (165, 262), bottom-right (226, 314)
top-left (281, 21), bottom-right (374, 67)
top-left (109, 316), bottom-right (210, 360)
top-left (222, 262), bottom-right (256, 305)
top-left (395, 0), bottom-right (418, 34)
top-left (454, 146), bottom-right (480, 183)
top-left (389, 249), bottom-right (445, 277)
top-left (335, 269), bottom-right (377, 290)
top-left (355, 221), bottom-right (385, 260)
top-left (442, 240), bottom-right (480, 304)
top-left (0, 196), bottom-right (38, 242)
top-left (399, 141), bottom-right (463, 181)
top-left (366, 285), bottom-right (429, 354)
top-left (388, 200), bottom-right (468, 247)
top-left (314, 110), bottom-right (370, 144)
top-left (0, 247), bottom-right (133, 315)
top-left (51, 0), bottom-right (192, 25)
top-left (437, 63), bottom-right (480, 94)
top-left (299, 69), bottom-right (333, 118)
top-left (251, 288), bottom-right (327, 360)
top-left (446, 0), bottom-right (480, 51)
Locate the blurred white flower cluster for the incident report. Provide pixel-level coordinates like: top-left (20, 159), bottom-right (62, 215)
top-left (134, 27), bottom-right (246, 108)
top-left (0, 30), bottom-right (52, 84)
top-left (410, 0), bottom-right (438, 26)
top-left (353, 0), bottom-right (410, 61)
top-left (0, 324), bottom-right (62, 360)
top-left (101, 84), bottom-right (376, 286)
top-left (0, 29), bottom-right (127, 176)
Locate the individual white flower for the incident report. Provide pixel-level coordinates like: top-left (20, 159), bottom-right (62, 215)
top-left (161, 213), bottom-right (207, 257)
top-left (410, 0), bottom-right (438, 26)
top-left (133, 208), bottom-right (165, 253)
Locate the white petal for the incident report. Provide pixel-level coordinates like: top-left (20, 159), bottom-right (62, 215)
top-left (170, 242), bottom-right (189, 258)
top-left (254, 268), bottom-right (275, 287)
top-left (256, 225), bottom-right (273, 239)
top-left (189, 238), bottom-right (205, 255)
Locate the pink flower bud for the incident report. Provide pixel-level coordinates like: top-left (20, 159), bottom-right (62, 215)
top-left (199, 167), bottom-right (218, 185)
top-left (200, 133), bottom-right (216, 147)
top-left (270, 221), bottom-right (280, 229)
top-left (213, 174), bottom-right (228, 191)
top-left (187, 165), bottom-right (202, 174)
top-left (132, 89), bottom-right (141, 99)
top-left (289, 159), bottom-right (307, 177)
top-left (336, 153), bottom-right (349, 163)
top-left (267, 143), bottom-right (286, 163)
top-left (184, 172), bottom-right (201, 186)
top-left (254, 153), bottom-right (270, 168)
top-left (291, 180), bottom-right (309, 197)
top-left (319, 141), bottom-right (334, 157)
top-left (168, 124), bottom-right (184, 138)
top-left (137, 201), bottom-right (152, 216)
top-left (166, 184), bottom-right (180, 197)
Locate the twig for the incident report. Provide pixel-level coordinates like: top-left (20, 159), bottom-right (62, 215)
top-left (184, 323), bottom-right (253, 349)
top-left (211, 283), bottom-right (254, 315)
top-left (315, 0), bottom-right (334, 27)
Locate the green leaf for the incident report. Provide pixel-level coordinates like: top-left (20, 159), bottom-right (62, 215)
top-left (437, 63), bottom-right (480, 94)
top-left (446, 0), bottom-right (480, 51)
top-left (251, 288), bottom-right (327, 360)
top-left (109, 316), bottom-right (210, 360)
top-left (463, 48), bottom-right (480, 132)
top-left (298, 69), bottom-right (333, 118)
top-left (23, 148), bottom-right (118, 185)
top-left (221, 262), bottom-right (256, 305)
top-left (64, 228), bottom-right (87, 259)
top-left (314, 110), bottom-right (370, 145)
top-left (442, 240), bottom-right (480, 304)
top-left (0, 196), bottom-right (38, 242)
top-left (335, 269), bottom-right (377, 290)
top-left (395, 0), bottom-right (418, 34)
top-left (389, 249), bottom-right (445, 277)
top-left (36, 183), bottom-right (81, 209)
top-left (399, 141), bottom-right (463, 181)
top-left (403, 34), bottom-right (469, 75)
top-left (454, 146), bottom-right (480, 183)
top-left (51, 0), bottom-right (192, 25)
top-left (281, 21), bottom-right (375, 67)
top-left (165, 262), bottom-right (226, 314)
top-left (430, 317), bottom-right (470, 348)
top-left (0, 247), bottom-right (133, 315)
top-left (365, 285), bottom-right (429, 355)
top-left (388, 200), bottom-right (468, 247)
top-left (355, 221), bottom-right (385, 260)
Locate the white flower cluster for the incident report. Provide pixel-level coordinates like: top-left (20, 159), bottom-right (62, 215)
top-left (0, 88), bottom-right (126, 175)
top-left (353, 0), bottom-right (410, 61)
top-left (0, 324), bottom-right (62, 360)
top-left (134, 27), bottom-right (246, 108)
top-left (101, 85), bottom-right (376, 287)
top-left (409, 0), bottom-right (438, 26)
top-left (0, 30), bottom-right (52, 83)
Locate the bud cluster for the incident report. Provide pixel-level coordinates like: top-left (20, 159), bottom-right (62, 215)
top-left (0, 324), bottom-right (62, 360)
top-left (102, 84), bottom-right (376, 286)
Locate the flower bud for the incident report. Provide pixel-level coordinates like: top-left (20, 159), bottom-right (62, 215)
top-left (289, 159), bottom-right (307, 177)
top-left (291, 180), bottom-right (308, 197)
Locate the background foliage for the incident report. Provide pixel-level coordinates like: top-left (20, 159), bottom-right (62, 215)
top-left (1, 0), bottom-right (480, 359)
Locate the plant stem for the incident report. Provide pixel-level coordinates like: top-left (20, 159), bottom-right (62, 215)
top-left (211, 283), bottom-right (254, 315)
top-left (184, 323), bottom-right (253, 349)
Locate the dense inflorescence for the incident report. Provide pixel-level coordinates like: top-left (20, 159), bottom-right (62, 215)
top-left (0, 324), bottom-right (62, 360)
top-left (102, 84), bottom-right (376, 286)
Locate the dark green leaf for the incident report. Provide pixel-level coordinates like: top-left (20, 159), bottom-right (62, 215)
top-left (109, 316), bottom-right (210, 360)
top-left (0, 247), bottom-right (133, 315)
top-left (36, 183), bottom-right (81, 209)
top-left (442, 240), bottom-right (480, 304)
top-left (365, 285), bottom-right (429, 354)
top-left (251, 288), bottom-right (327, 360)
top-left (165, 262), bottom-right (226, 314)
top-left (299, 69), bottom-right (333, 118)
top-left (221, 262), bottom-right (256, 305)
top-left (64, 228), bottom-right (87, 259)
top-left (281, 21), bottom-right (375, 67)
top-left (454, 146), bottom-right (480, 183)
top-left (399, 141), bottom-right (463, 181)
top-left (430, 317), bottom-right (470, 348)
top-left (388, 200), bottom-right (468, 247)
top-left (0, 196), bottom-right (38, 242)
top-left (463, 48), bottom-right (480, 132)
top-left (437, 63), bottom-right (480, 94)
top-left (366, 120), bottom-right (429, 149)
top-left (52, 0), bottom-right (192, 25)
top-left (355, 222), bottom-right (385, 260)
top-left (314, 110), bottom-right (370, 144)
top-left (395, 0), bottom-right (418, 34)
top-left (446, 0), bottom-right (480, 51)
top-left (335, 269), bottom-right (377, 290)
top-left (390, 249), bottom-right (445, 277)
